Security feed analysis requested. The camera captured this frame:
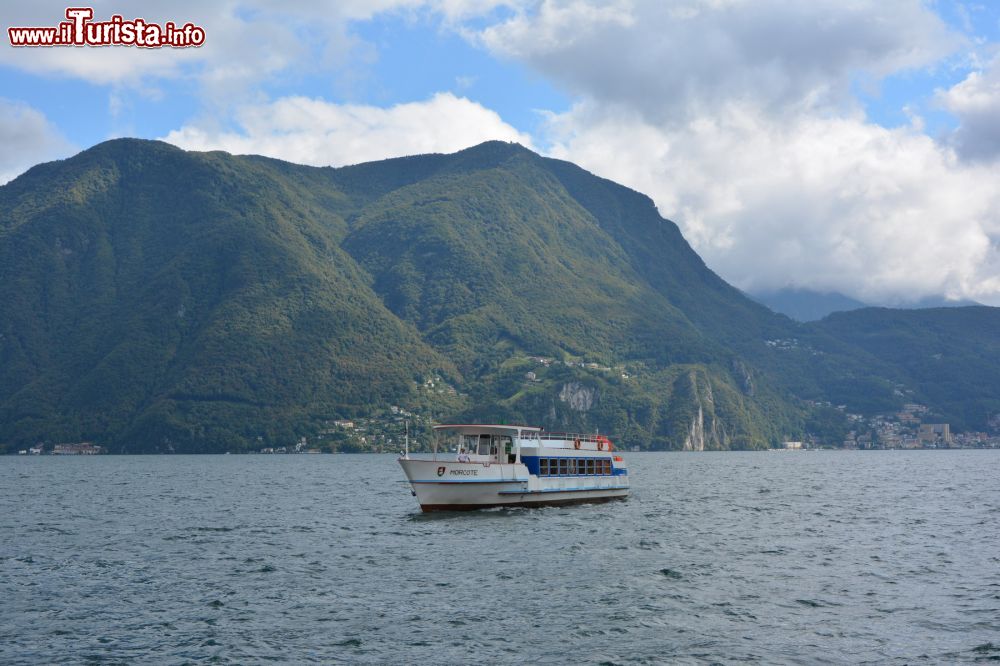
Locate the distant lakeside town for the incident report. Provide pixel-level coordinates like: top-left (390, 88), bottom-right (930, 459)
top-left (787, 401), bottom-right (1000, 450)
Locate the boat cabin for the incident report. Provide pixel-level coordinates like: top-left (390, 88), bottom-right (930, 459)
top-left (432, 424), bottom-right (542, 464)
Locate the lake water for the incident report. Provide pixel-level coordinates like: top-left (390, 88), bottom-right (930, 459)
top-left (3, 451), bottom-right (999, 664)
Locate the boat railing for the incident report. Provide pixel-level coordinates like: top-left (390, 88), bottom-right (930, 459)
top-left (525, 432), bottom-right (612, 443)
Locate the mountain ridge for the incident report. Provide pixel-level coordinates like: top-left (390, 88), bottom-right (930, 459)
top-left (749, 286), bottom-right (984, 322)
top-left (1, 139), bottom-right (997, 452)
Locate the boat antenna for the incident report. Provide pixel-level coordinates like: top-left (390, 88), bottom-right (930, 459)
top-left (404, 420), bottom-right (409, 459)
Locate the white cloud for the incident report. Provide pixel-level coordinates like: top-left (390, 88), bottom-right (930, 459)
top-left (545, 102), bottom-right (1000, 305)
top-left (475, 0), bottom-right (961, 125)
top-left (160, 92), bottom-right (533, 166)
top-left (428, 0), bottom-right (527, 22)
top-left (478, 0), bottom-right (634, 56)
top-left (0, 100), bottom-right (74, 184)
top-left (939, 54), bottom-right (1000, 162)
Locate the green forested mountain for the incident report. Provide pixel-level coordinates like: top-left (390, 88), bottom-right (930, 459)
top-left (809, 307), bottom-right (1000, 431)
top-left (0, 141), bottom-right (450, 452)
top-left (1, 139), bottom-right (997, 452)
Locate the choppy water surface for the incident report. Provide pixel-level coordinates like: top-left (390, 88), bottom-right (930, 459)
top-left (3, 451), bottom-right (1000, 664)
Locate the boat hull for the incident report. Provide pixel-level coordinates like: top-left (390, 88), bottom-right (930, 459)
top-left (418, 489), bottom-right (629, 512)
top-left (399, 457), bottom-right (629, 511)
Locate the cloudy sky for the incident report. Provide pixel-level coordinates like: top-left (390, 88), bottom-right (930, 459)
top-left (3, 1), bottom-right (1000, 306)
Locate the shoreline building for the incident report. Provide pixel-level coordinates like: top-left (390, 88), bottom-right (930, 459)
top-left (918, 424), bottom-right (952, 448)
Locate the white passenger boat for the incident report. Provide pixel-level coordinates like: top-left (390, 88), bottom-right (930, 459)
top-left (398, 424), bottom-right (630, 511)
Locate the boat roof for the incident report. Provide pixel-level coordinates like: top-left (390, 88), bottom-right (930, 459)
top-left (433, 424), bottom-right (542, 435)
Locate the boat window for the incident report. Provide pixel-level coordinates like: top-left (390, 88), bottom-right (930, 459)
top-left (540, 458), bottom-right (549, 476)
top-left (478, 435), bottom-right (491, 456)
top-left (603, 459), bottom-right (611, 475)
top-left (587, 459), bottom-right (596, 475)
top-left (462, 435), bottom-right (478, 453)
top-left (558, 458), bottom-right (568, 475)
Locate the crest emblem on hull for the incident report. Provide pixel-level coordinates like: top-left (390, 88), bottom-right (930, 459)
top-left (437, 466), bottom-right (446, 477)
